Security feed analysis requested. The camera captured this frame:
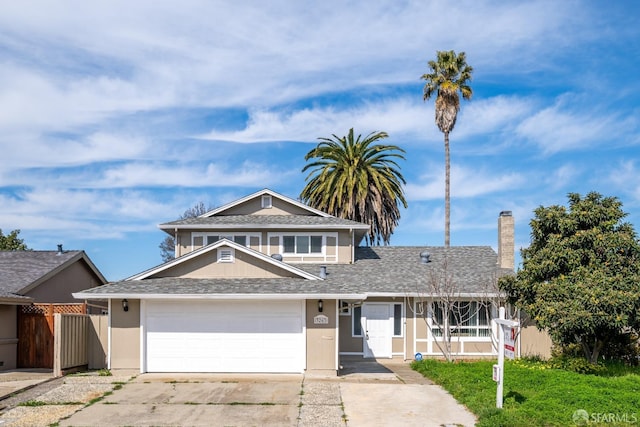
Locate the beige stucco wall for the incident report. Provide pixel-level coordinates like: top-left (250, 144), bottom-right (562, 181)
top-left (0, 305), bottom-right (18, 370)
top-left (305, 300), bottom-right (337, 371)
top-left (151, 249), bottom-right (298, 279)
top-left (26, 260), bottom-right (102, 303)
top-left (339, 314), bottom-right (361, 353)
top-left (110, 299), bottom-right (140, 370)
top-left (224, 197), bottom-right (313, 216)
top-left (520, 325), bottom-right (553, 359)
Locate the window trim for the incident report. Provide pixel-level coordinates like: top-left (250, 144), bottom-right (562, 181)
top-left (339, 300), bottom-right (351, 316)
top-left (429, 301), bottom-right (492, 339)
top-left (393, 303), bottom-right (403, 337)
top-left (352, 305), bottom-right (363, 337)
top-left (261, 195), bottom-right (272, 208)
top-left (191, 233), bottom-right (261, 251)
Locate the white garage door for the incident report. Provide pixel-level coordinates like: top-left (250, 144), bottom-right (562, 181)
top-left (144, 300), bottom-right (305, 373)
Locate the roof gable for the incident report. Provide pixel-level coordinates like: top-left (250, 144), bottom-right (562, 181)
top-left (0, 250), bottom-right (107, 296)
top-left (201, 189), bottom-right (331, 218)
top-left (128, 239), bottom-right (320, 281)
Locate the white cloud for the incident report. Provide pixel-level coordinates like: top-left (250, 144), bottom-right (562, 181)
top-left (515, 95), bottom-right (637, 154)
top-left (198, 98), bottom-right (438, 144)
top-left (405, 163), bottom-right (525, 200)
top-left (97, 161), bottom-right (289, 188)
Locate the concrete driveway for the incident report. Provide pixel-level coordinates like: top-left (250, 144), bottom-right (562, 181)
top-left (1, 359), bottom-right (477, 426)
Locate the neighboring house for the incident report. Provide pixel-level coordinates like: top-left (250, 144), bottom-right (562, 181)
top-left (0, 247), bottom-right (108, 370)
top-left (74, 189), bottom-right (523, 375)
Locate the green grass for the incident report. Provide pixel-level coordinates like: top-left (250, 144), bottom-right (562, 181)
top-left (412, 359), bottom-right (640, 426)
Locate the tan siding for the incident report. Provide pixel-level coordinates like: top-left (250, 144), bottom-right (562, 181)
top-left (249, 236), bottom-right (260, 251)
top-left (176, 231), bottom-right (190, 257)
top-left (392, 337), bottom-right (404, 353)
top-left (520, 325), bottom-right (553, 359)
top-left (305, 300), bottom-right (337, 371)
top-left (326, 236), bottom-right (337, 257)
top-left (27, 260), bottom-right (102, 303)
top-left (223, 197), bottom-right (313, 216)
top-left (337, 231), bottom-right (352, 263)
top-left (339, 314), bottom-right (362, 353)
top-left (150, 249), bottom-right (299, 279)
top-left (269, 236), bottom-right (279, 256)
top-left (464, 342), bottom-right (494, 353)
top-left (0, 305), bottom-right (18, 370)
top-left (110, 299), bottom-right (140, 370)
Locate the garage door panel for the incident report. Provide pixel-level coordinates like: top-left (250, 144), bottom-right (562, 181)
top-left (145, 300), bottom-right (304, 373)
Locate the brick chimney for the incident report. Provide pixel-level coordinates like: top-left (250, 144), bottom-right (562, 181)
top-left (498, 211), bottom-right (514, 270)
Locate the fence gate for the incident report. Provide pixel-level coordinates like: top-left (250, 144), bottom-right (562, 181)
top-left (17, 303), bottom-right (86, 368)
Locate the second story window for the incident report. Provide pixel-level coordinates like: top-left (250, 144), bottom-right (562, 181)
top-left (261, 195), bottom-right (272, 208)
top-left (283, 235), bottom-right (322, 254)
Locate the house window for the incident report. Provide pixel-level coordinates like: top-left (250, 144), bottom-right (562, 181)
top-left (431, 301), bottom-right (491, 338)
top-left (393, 303), bottom-right (403, 337)
top-left (206, 235), bottom-right (247, 246)
top-left (282, 235), bottom-right (323, 255)
top-left (352, 306), bottom-right (362, 337)
top-left (262, 195), bottom-right (272, 208)
top-left (339, 300), bottom-right (351, 316)
top-left (192, 233), bottom-right (260, 250)
top-left (217, 248), bottom-right (234, 263)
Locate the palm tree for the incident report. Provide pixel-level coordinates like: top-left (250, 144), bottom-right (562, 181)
top-left (421, 50), bottom-right (473, 247)
top-left (301, 128), bottom-right (407, 246)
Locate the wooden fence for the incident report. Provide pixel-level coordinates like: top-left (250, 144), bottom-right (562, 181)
top-left (18, 304), bottom-right (107, 375)
top-left (18, 303), bottom-right (86, 368)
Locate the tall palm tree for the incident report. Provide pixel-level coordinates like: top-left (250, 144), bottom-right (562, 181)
top-left (301, 128), bottom-right (407, 246)
top-left (421, 50), bottom-right (473, 247)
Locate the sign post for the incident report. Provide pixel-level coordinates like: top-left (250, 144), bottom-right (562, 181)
top-left (493, 307), bottom-right (519, 409)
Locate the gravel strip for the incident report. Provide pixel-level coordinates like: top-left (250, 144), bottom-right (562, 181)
top-left (0, 377), bottom-right (65, 410)
top-left (0, 373), bottom-right (135, 426)
top-left (0, 404), bottom-right (84, 427)
top-left (36, 383), bottom-right (115, 404)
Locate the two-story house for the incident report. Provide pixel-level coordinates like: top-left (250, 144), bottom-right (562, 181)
top-left (74, 189), bottom-right (520, 374)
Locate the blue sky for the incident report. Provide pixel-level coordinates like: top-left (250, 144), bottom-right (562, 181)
top-left (1, 1), bottom-right (639, 280)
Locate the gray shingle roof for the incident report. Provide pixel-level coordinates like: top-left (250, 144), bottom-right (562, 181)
top-left (0, 251), bottom-right (82, 295)
top-left (160, 215), bottom-right (369, 229)
top-left (299, 246), bottom-right (508, 294)
top-left (77, 246), bottom-right (510, 297)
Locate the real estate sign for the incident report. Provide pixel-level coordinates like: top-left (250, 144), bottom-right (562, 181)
top-left (504, 327), bottom-right (516, 360)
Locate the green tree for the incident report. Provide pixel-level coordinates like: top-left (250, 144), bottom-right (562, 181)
top-left (300, 128), bottom-right (407, 246)
top-left (0, 229), bottom-right (29, 250)
top-left (159, 202), bottom-right (210, 262)
top-left (421, 50), bottom-right (473, 247)
top-left (500, 192), bottom-right (640, 364)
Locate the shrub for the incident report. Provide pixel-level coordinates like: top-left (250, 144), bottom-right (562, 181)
top-left (548, 355), bottom-right (605, 375)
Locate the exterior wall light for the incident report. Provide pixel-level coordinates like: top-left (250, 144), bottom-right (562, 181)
top-left (122, 299), bottom-right (129, 312)
top-left (318, 299), bottom-right (323, 313)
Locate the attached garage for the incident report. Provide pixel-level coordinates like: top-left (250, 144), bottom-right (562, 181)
top-left (143, 299), bottom-right (305, 373)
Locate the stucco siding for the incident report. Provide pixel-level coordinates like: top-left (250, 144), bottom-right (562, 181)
top-left (224, 197), bottom-right (313, 216)
top-left (0, 305), bottom-right (18, 370)
top-left (110, 299), bottom-right (140, 370)
top-left (26, 260), bottom-right (102, 303)
top-left (305, 300), bottom-right (337, 371)
top-left (149, 249), bottom-right (298, 279)
top-left (520, 325), bottom-right (553, 359)
top-left (337, 231), bottom-right (352, 263)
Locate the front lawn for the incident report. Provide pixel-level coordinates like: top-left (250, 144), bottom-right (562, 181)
top-left (412, 359), bottom-right (640, 426)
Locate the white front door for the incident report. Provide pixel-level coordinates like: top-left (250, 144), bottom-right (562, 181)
top-left (362, 303), bottom-right (392, 358)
